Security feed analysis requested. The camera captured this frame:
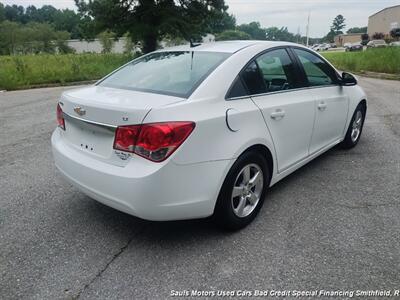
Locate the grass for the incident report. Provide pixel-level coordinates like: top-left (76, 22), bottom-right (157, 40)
top-left (0, 53), bottom-right (136, 90)
top-left (322, 47), bottom-right (400, 75)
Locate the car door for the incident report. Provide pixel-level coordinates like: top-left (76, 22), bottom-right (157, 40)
top-left (240, 48), bottom-right (316, 173)
top-left (291, 48), bottom-right (349, 154)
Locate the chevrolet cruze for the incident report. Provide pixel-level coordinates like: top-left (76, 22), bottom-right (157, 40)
top-left (52, 41), bottom-right (367, 229)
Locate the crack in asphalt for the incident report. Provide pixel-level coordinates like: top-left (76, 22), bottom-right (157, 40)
top-left (73, 226), bottom-right (147, 299)
top-left (337, 202), bottom-right (400, 209)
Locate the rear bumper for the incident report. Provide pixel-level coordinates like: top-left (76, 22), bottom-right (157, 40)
top-left (51, 129), bottom-right (232, 221)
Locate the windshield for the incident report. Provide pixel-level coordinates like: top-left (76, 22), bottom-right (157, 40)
top-left (99, 51), bottom-right (231, 98)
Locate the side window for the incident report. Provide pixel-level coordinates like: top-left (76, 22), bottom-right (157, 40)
top-left (255, 49), bottom-right (298, 92)
top-left (293, 49), bottom-right (337, 86)
top-left (240, 61), bottom-right (266, 95)
top-left (227, 76), bottom-right (248, 98)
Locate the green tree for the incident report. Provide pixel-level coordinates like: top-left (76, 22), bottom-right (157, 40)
top-left (123, 32), bottom-right (135, 54)
top-left (237, 22), bottom-right (266, 40)
top-left (0, 3), bottom-right (5, 22)
top-left (75, 0), bottom-right (229, 53)
top-left (265, 27), bottom-right (295, 42)
top-left (97, 30), bottom-right (116, 53)
top-left (1, 3), bottom-right (89, 40)
top-left (4, 4), bottom-right (24, 22)
top-left (77, 16), bottom-right (98, 41)
top-left (30, 22), bottom-right (57, 53)
top-left (35, 5), bottom-right (58, 23)
top-left (361, 33), bottom-right (369, 45)
top-left (25, 5), bottom-right (38, 22)
top-left (55, 31), bottom-right (75, 53)
top-left (53, 9), bottom-right (81, 39)
top-left (215, 30), bottom-right (251, 41)
top-left (0, 21), bottom-right (20, 54)
top-left (331, 15), bottom-right (346, 34)
top-left (347, 26), bottom-right (367, 34)
top-left (205, 5), bottom-right (236, 34)
top-left (323, 29), bottom-right (336, 43)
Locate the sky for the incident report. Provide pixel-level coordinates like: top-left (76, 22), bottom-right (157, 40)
top-left (2, 0), bottom-right (400, 37)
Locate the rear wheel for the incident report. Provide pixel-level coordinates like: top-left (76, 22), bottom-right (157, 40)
top-left (214, 151), bottom-right (270, 230)
top-left (341, 103), bottom-right (366, 149)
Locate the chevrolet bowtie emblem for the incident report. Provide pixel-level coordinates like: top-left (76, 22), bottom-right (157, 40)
top-left (74, 106), bottom-right (86, 116)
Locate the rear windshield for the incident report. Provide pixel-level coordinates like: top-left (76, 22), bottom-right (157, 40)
top-left (99, 51), bottom-right (230, 98)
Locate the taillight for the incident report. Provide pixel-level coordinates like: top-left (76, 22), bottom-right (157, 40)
top-left (113, 122), bottom-right (195, 162)
top-left (114, 125), bottom-right (141, 152)
top-left (57, 103), bottom-right (65, 130)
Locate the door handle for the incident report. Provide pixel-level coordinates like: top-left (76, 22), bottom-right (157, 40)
top-left (270, 109), bottom-right (285, 119)
top-left (318, 102), bottom-right (327, 111)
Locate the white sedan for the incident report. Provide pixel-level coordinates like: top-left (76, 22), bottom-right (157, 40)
top-left (52, 41), bottom-right (367, 230)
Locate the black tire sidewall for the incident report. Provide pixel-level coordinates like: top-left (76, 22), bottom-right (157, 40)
top-left (214, 151), bottom-right (270, 230)
top-left (342, 104), bottom-right (366, 148)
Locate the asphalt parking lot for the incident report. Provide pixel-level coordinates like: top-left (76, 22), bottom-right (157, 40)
top-left (1, 76), bottom-right (399, 299)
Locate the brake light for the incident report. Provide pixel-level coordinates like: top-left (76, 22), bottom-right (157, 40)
top-left (113, 122), bottom-right (195, 162)
top-left (57, 103), bottom-right (65, 130)
top-left (114, 125), bottom-right (141, 152)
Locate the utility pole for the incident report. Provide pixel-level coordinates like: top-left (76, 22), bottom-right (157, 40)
top-left (297, 26), bottom-right (300, 43)
top-left (306, 12), bottom-right (310, 47)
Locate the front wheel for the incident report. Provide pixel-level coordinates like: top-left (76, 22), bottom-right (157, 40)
top-left (213, 151), bottom-right (270, 230)
top-left (341, 104), bottom-right (366, 149)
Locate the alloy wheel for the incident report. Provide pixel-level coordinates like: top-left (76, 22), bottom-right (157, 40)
top-left (231, 163), bottom-right (264, 218)
top-left (351, 110), bottom-right (363, 143)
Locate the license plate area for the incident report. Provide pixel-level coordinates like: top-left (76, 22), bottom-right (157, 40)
top-left (63, 114), bottom-right (116, 158)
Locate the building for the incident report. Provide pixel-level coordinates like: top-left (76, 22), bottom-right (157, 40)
top-left (334, 33), bottom-right (362, 47)
top-left (66, 34), bottom-right (216, 54)
top-left (368, 5), bottom-right (400, 37)
top-left (67, 38), bottom-right (129, 54)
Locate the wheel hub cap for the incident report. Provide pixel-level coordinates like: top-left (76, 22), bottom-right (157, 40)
top-left (231, 163), bottom-right (264, 218)
top-left (351, 110), bottom-right (363, 143)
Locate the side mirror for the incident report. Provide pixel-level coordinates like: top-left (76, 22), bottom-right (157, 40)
top-left (340, 72), bottom-right (357, 86)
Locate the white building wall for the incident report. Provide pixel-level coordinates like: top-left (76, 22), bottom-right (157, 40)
top-left (67, 38), bottom-right (129, 53)
top-left (67, 34), bottom-right (215, 53)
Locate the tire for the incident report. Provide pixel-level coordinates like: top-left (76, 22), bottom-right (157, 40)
top-left (340, 103), bottom-right (366, 149)
top-left (213, 151), bottom-right (270, 230)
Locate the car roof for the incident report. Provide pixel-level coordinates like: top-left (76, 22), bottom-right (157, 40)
top-left (156, 40), bottom-right (301, 53)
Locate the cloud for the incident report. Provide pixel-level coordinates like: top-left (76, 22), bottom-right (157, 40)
top-left (226, 0), bottom-right (400, 36)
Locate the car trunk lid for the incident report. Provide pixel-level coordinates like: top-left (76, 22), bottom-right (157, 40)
top-left (59, 85), bottom-right (184, 165)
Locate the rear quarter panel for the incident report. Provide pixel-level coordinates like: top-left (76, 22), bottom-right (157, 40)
top-left (143, 97), bottom-right (276, 170)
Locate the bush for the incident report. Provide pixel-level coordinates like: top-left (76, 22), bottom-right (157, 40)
top-left (216, 30), bottom-right (251, 41)
top-left (390, 28), bottom-right (400, 40)
top-left (0, 21), bottom-right (72, 55)
top-left (361, 33), bottom-right (369, 46)
top-left (123, 33), bottom-right (135, 54)
top-left (55, 31), bottom-right (75, 54)
top-left (372, 32), bottom-right (385, 40)
top-left (97, 30), bottom-right (116, 53)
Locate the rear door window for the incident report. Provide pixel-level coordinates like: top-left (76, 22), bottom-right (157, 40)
top-left (255, 48), bottom-right (299, 92)
top-left (240, 48), bottom-right (299, 95)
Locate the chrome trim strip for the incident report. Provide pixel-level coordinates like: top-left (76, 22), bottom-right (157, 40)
top-left (226, 84), bottom-right (341, 101)
top-left (63, 112), bottom-right (117, 131)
